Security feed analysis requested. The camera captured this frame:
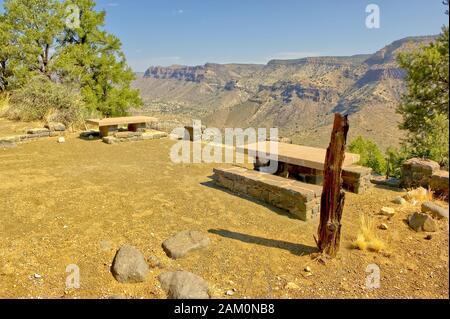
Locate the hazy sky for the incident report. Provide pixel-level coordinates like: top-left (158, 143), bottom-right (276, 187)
top-left (1, 0), bottom-right (449, 71)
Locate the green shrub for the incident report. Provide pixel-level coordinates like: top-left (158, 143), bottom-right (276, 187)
top-left (385, 147), bottom-right (410, 179)
top-left (4, 75), bottom-right (86, 126)
top-left (349, 136), bottom-right (387, 175)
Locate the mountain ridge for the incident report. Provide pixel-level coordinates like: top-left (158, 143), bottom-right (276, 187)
top-left (132, 35), bottom-right (438, 150)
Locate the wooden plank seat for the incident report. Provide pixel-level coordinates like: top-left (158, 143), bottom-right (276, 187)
top-left (211, 166), bottom-right (323, 221)
top-left (86, 116), bottom-right (158, 137)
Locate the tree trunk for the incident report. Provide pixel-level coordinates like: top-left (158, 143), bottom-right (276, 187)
top-left (317, 113), bottom-right (350, 258)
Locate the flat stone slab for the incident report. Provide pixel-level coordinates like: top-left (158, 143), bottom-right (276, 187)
top-left (158, 271), bottom-right (210, 299)
top-left (111, 245), bottom-right (149, 283)
top-left (162, 230), bottom-right (210, 259)
top-left (0, 140), bottom-right (17, 149)
top-left (26, 128), bottom-right (50, 135)
top-left (422, 202), bottom-right (449, 220)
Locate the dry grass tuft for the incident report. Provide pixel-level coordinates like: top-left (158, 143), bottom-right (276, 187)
top-left (353, 214), bottom-right (386, 252)
top-left (405, 187), bottom-right (433, 203)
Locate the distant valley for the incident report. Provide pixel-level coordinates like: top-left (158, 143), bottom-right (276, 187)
top-left (132, 35), bottom-right (436, 150)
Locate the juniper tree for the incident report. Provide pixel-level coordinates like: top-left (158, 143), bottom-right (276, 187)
top-left (1, 0), bottom-right (142, 116)
top-left (56, 0), bottom-right (142, 116)
top-left (397, 27), bottom-right (449, 168)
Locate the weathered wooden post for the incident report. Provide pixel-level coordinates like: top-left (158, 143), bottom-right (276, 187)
top-left (317, 113), bottom-right (349, 258)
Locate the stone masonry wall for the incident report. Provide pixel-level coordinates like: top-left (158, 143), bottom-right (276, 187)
top-left (212, 167), bottom-right (322, 221)
top-left (342, 165), bottom-right (373, 194)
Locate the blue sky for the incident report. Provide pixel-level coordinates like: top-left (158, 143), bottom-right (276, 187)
top-left (2, 0), bottom-right (449, 70)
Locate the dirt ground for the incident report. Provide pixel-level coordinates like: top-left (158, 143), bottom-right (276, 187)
top-left (0, 119), bottom-right (448, 299)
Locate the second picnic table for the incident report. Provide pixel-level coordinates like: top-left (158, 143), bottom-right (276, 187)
top-left (86, 116), bottom-right (158, 137)
top-left (236, 141), bottom-right (361, 185)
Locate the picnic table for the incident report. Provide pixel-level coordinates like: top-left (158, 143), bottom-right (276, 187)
top-left (236, 141), bottom-right (360, 185)
top-left (86, 116), bottom-right (157, 137)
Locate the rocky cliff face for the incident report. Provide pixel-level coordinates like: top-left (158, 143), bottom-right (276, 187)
top-left (144, 65), bottom-right (206, 82)
top-left (134, 35), bottom-right (437, 150)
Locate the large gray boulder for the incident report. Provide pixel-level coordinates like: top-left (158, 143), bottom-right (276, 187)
top-left (111, 245), bottom-right (149, 283)
top-left (408, 212), bottom-right (437, 232)
top-left (162, 230), bottom-right (210, 259)
top-left (158, 271), bottom-right (210, 299)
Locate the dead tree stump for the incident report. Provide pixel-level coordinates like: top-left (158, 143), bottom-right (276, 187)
top-left (317, 113), bottom-right (350, 258)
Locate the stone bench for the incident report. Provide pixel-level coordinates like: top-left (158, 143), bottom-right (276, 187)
top-left (211, 167), bottom-right (322, 221)
top-left (342, 165), bottom-right (373, 194)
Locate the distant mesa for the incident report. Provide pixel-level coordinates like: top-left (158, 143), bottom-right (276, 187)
top-left (134, 35), bottom-right (439, 151)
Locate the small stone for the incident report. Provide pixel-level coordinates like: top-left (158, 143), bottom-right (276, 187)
top-left (103, 136), bottom-right (118, 144)
top-left (226, 290), bottom-right (234, 296)
top-left (380, 207), bottom-right (396, 217)
top-left (158, 271), bottom-right (210, 299)
top-left (34, 274), bottom-right (42, 279)
top-left (379, 223), bottom-right (389, 230)
top-left (285, 282), bottom-right (300, 290)
top-left (58, 137), bottom-right (65, 143)
top-left (421, 202), bottom-right (449, 220)
top-left (162, 230), bottom-right (210, 259)
top-left (111, 245), bottom-right (149, 283)
top-left (147, 255), bottom-right (161, 268)
top-left (304, 266), bottom-right (311, 273)
top-left (425, 235), bottom-right (433, 240)
top-left (0, 140), bottom-right (17, 149)
top-left (393, 196), bottom-right (407, 205)
top-left (408, 212), bottom-right (437, 232)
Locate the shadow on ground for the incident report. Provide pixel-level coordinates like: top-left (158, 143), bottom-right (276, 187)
top-left (208, 229), bottom-right (318, 256)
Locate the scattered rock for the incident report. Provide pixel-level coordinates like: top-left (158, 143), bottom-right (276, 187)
top-left (147, 255), bottom-right (162, 268)
top-left (421, 202), bottom-right (449, 220)
top-left (379, 223), bottom-right (389, 230)
top-left (45, 122), bottom-right (66, 132)
top-left (393, 196), bottom-right (407, 205)
top-left (34, 273), bottom-right (42, 279)
top-left (111, 245), bottom-right (149, 283)
top-left (225, 290), bottom-right (235, 296)
top-left (304, 266), bottom-right (311, 273)
top-left (103, 136), bottom-right (118, 145)
top-left (57, 137), bottom-right (65, 144)
top-left (106, 294), bottom-right (127, 299)
top-left (162, 230), bottom-right (210, 259)
top-left (285, 282), bottom-right (300, 290)
top-left (408, 212), bottom-right (437, 232)
top-left (158, 271), bottom-right (210, 299)
top-left (379, 207), bottom-right (396, 217)
top-left (0, 140), bottom-right (17, 149)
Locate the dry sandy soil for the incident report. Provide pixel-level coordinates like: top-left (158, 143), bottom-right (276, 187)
top-left (0, 119), bottom-right (448, 299)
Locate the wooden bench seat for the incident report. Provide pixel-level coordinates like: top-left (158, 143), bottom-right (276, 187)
top-left (212, 167), bottom-right (323, 221)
